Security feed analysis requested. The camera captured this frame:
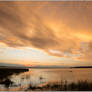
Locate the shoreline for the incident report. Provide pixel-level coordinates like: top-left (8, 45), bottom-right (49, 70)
top-left (0, 68), bottom-right (29, 81)
top-left (28, 67), bottom-right (92, 69)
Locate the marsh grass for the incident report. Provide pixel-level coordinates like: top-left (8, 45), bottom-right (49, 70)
top-left (27, 80), bottom-right (92, 91)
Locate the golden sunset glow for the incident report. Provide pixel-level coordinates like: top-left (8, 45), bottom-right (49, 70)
top-left (0, 1), bottom-right (92, 66)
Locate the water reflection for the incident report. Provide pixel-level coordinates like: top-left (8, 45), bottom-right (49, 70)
top-left (0, 68), bottom-right (29, 91)
top-left (0, 78), bottom-right (13, 88)
top-left (0, 68), bottom-right (92, 91)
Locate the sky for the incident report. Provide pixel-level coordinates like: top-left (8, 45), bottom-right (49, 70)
top-left (0, 1), bottom-right (92, 66)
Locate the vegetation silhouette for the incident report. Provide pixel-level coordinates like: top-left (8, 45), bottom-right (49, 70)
top-left (0, 68), bottom-right (29, 88)
top-left (0, 78), bottom-right (13, 88)
top-left (27, 80), bottom-right (92, 91)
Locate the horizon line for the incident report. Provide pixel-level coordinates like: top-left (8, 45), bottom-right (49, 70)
top-left (0, 0), bottom-right (92, 1)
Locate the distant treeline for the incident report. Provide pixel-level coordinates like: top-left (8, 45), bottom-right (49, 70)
top-left (72, 66), bottom-right (92, 68)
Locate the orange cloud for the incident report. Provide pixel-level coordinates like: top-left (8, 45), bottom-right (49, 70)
top-left (0, 1), bottom-right (92, 65)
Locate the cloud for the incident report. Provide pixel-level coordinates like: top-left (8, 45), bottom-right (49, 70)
top-left (0, 4), bottom-right (60, 49)
top-left (77, 41), bottom-right (92, 62)
top-left (0, 1), bottom-right (92, 62)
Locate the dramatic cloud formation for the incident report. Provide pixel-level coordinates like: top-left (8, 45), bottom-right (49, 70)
top-left (0, 1), bottom-right (92, 66)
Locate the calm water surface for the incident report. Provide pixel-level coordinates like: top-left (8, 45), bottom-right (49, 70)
top-left (0, 68), bottom-right (92, 91)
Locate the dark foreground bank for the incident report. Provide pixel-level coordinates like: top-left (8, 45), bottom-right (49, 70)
top-left (0, 68), bottom-right (29, 88)
top-left (0, 68), bottom-right (29, 80)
